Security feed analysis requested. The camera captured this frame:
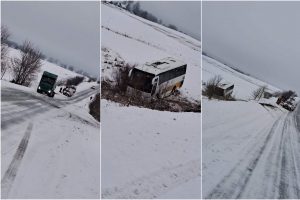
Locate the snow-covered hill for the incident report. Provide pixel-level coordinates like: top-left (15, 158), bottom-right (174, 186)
top-left (2, 47), bottom-right (99, 100)
top-left (101, 3), bottom-right (201, 198)
top-left (101, 3), bottom-right (201, 101)
top-left (202, 54), bottom-right (281, 100)
top-left (3, 47), bottom-right (81, 89)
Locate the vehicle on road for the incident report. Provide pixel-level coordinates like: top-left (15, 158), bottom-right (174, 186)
top-left (127, 57), bottom-right (187, 99)
top-left (91, 86), bottom-right (96, 89)
top-left (63, 85), bottom-right (76, 97)
top-left (282, 99), bottom-right (296, 111)
top-left (37, 71), bottom-right (58, 97)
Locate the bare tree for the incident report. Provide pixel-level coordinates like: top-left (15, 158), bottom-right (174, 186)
top-left (11, 41), bottom-right (42, 86)
top-left (168, 24), bottom-right (178, 31)
top-left (1, 26), bottom-right (10, 79)
top-left (132, 2), bottom-right (140, 15)
top-left (252, 85), bottom-right (267, 100)
top-left (202, 75), bottom-right (223, 99)
top-left (281, 90), bottom-right (296, 100)
top-left (113, 63), bottom-right (136, 93)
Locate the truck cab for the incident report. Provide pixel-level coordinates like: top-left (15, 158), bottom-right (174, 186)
top-left (37, 71), bottom-right (58, 97)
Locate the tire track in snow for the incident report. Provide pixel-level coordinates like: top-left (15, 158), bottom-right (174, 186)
top-left (278, 113), bottom-right (300, 199)
top-left (278, 116), bottom-right (289, 199)
top-left (206, 116), bottom-right (283, 199)
top-left (1, 106), bottom-right (49, 130)
top-left (206, 109), bottom-right (300, 199)
top-left (102, 159), bottom-right (200, 199)
top-left (1, 123), bottom-right (33, 199)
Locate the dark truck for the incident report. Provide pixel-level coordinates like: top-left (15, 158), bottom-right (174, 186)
top-left (37, 71), bottom-right (58, 97)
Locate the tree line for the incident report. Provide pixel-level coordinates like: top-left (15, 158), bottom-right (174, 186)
top-left (105, 1), bottom-right (179, 31)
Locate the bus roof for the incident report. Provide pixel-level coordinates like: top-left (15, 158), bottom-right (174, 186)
top-left (135, 57), bottom-right (186, 75)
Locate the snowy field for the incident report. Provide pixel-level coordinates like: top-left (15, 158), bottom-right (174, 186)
top-left (101, 3), bottom-right (201, 198)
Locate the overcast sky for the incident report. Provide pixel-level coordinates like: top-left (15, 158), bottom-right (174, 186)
top-left (140, 1), bottom-right (201, 41)
top-left (203, 1), bottom-right (300, 95)
top-left (1, 1), bottom-right (100, 77)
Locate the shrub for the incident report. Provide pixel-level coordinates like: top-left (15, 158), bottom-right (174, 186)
top-left (1, 26), bottom-right (10, 79)
top-left (168, 24), bottom-right (178, 31)
top-left (280, 90), bottom-right (297, 101)
top-left (202, 75), bottom-right (222, 99)
top-left (88, 77), bottom-right (97, 82)
top-left (89, 93), bottom-right (100, 122)
top-left (10, 40), bottom-right (42, 86)
top-left (66, 76), bottom-right (84, 86)
top-left (112, 63), bottom-right (136, 93)
top-left (252, 85), bottom-right (267, 100)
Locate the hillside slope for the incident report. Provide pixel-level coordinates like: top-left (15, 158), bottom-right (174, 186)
top-left (202, 54), bottom-right (281, 100)
top-left (101, 3), bottom-right (201, 198)
top-left (3, 47), bottom-right (81, 89)
top-left (101, 3), bottom-right (201, 101)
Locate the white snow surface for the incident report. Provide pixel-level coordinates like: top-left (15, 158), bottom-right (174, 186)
top-left (101, 100), bottom-right (201, 199)
top-left (203, 96), bottom-right (300, 198)
top-left (101, 3), bottom-right (201, 198)
top-left (1, 81), bottom-right (100, 198)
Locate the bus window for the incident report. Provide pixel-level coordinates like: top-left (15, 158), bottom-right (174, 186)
top-left (128, 69), bottom-right (154, 93)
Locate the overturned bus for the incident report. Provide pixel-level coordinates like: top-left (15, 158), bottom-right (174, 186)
top-left (37, 71), bottom-right (58, 97)
top-left (127, 57), bottom-right (187, 99)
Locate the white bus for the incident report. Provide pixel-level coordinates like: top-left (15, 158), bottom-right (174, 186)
top-left (127, 57), bottom-right (187, 99)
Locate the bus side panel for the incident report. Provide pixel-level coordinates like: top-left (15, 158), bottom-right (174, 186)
top-left (157, 75), bottom-right (185, 97)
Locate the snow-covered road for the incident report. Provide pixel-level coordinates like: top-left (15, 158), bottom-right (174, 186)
top-left (1, 82), bottom-right (100, 198)
top-left (203, 100), bottom-right (300, 199)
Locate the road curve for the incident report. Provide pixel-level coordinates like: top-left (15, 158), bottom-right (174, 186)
top-left (1, 85), bottom-right (99, 130)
